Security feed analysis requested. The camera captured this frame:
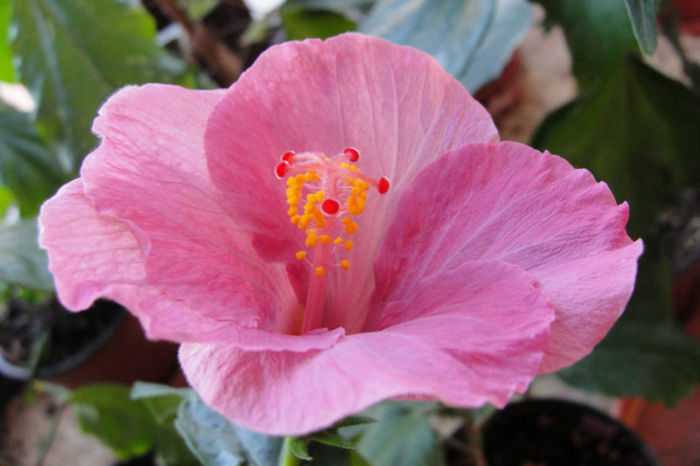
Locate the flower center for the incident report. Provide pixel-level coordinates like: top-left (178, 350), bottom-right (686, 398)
top-left (275, 147), bottom-right (389, 333)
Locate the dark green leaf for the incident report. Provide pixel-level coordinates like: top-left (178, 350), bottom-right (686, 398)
top-left (307, 442), bottom-right (371, 465)
top-left (532, 57), bottom-right (700, 238)
top-left (0, 105), bottom-right (66, 216)
top-left (0, 218), bottom-right (53, 290)
top-left (533, 0), bottom-right (637, 88)
top-left (558, 318), bottom-right (700, 404)
top-left (623, 0), bottom-right (657, 55)
top-left (332, 415), bottom-right (376, 429)
top-left (352, 401), bottom-right (438, 466)
top-left (11, 0), bottom-right (195, 172)
top-left (282, 7), bottom-right (356, 40)
top-left (71, 384), bottom-right (197, 465)
top-left (70, 385), bottom-right (154, 460)
top-left (558, 239), bottom-right (700, 404)
top-left (0, 0), bottom-right (15, 81)
top-left (310, 431), bottom-right (356, 449)
top-left (175, 395), bottom-right (282, 466)
top-left (289, 437), bottom-right (313, 461)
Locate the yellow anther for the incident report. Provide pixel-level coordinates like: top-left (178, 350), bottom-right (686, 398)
top-left (296, 250), bottom-right (307, 260)
top-left (340, 260), bottom-right (350, 270)
top-left (341, 162), bottom-right (350, 169)
top-left (315, 266), bottom-right (324, 276)
top-left (288, 206), bottom-right (298, 216)
top-left (343, 217), bottom-right (359, 234)
top-left (344, 240), bottom-right (354, 251)
top-left (305, 229), bottom-right (318, 247)
top-left (334, 237), bottom-right (343, 245)
top-left (350, 165), bottom-right (359, 172)
top-left (320, 235), bottom-right (331, 244)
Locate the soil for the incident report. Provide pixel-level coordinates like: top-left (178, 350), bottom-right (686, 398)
top-left (0, 297), bottom-right (124, 375)
top-left (481, 399), bottom-right (658, 466)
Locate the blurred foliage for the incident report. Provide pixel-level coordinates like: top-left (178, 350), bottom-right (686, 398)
top-left (282, 7), bottom-right (356, 40)
top-left (0, 0), bottom-right (14, 81)
top-left (534, 4), bottom-right (700, 403)
top-left (10, 0), bottom-right (196, 172)
top-left (0, 0), bottom-right (698, 460)
top-left (623, 0), bottom-right (658, 54)
top-left (0, 104), bottom-right (67, 216)
top-left (533, 58), bottom-right (700, 238)
top-left (0, 218), bottom-right (53, 290)
top-left (360, 0), bottom-right (532, 92)
top-left (71, 383), bottom-right (197, 464)
top-left (558, 243), bottom-right (700, 404)
top-left (534, 0), bottom-right (638, 90)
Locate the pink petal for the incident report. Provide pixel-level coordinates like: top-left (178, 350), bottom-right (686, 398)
top-left (204, 33), bottom-right (498, 331)
top-left (41, 84), bottom-right (344, 351)
top-left (180, 260), bottom-right (553, 435)
top-left (371, 141), bottom-right (642, 373)
top-left (39, 179), bottom-right (344, 351)
top-left (81, 84), bottom-right (295, 329)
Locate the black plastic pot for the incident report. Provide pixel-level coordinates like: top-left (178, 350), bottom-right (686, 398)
top-left (481, 398), bottom-right (659, 466)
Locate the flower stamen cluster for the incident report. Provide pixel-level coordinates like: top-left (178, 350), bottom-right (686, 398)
top-left (274, 147), bottom-right (389, 332)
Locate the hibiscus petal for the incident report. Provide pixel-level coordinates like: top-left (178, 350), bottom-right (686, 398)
top-left (204, 33), bottom-right (498, 330)
top-left (204, 33), bottom-right (498, 249)
top-left (39, 179), bottom-right (344, 351)
top-left (39, 84), bottom-right (343, 350)
top-left (180, 260), bottom-right (553, 435)
top-left (79, 84), bottom-right (296, 330)
top-left (372, 141), bottom-right (642, 373)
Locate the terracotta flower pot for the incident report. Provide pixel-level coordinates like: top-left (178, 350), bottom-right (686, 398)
top-left (0, 298), bottom-right (179, 388)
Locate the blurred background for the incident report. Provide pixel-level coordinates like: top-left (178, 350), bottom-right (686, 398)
top-left (0, 0), bottom-right (698, 465)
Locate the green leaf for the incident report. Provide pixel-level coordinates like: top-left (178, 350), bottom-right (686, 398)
top-left (70, 385), bottom-right (154, 460)
top-left (180, 0), bottom-right (219, 20)
top-left (0, 218), bottom-right (53, 290)
top-left (361, 0), bottom-right (495, 80)
top-left (71, 383), bottom-right (197, 465)
top-left (360, 0), bottom-right (532, 93)
top-left (282, 7), bottom-right (356, 40)
top-left (623, 0), bottom-right (657, 55)
top-left (0, 104), bottom-right (66, 216)
top-left (533, 0), bottom-right (637, 88)
top-left (0, 0), bottom-right (15, 81)
top-left (558, 317), bottom-right (700, 404)
top-left (310, 431), bottom-right (356, 449)
top-left (0, 185), bottom-right (14, 217)
top-left (532, 57), bottom-right (700, 238)
top-left (457, 0), bottom-right (532, 92)
top-left (352, 401), bottom-right (438, 466)
top-left (11, 0), bottom-right (195, 173)
top-left (332, 415), bottom-right (377, 429)
top-left (175, 395), bottom-right (283, 466)
top-left (558, 239), bottom-right (700, 404)
top-left (289, 437), bottom-right (313, 461)
top-left (131, 381), bottom-right (194, 400)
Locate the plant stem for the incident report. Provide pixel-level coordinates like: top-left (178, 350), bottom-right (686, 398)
top-left (279, 437), bottom-right (301, 466)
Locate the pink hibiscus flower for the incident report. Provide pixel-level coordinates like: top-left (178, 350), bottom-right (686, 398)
top-left (39, 33), bottom-right (642, 435)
